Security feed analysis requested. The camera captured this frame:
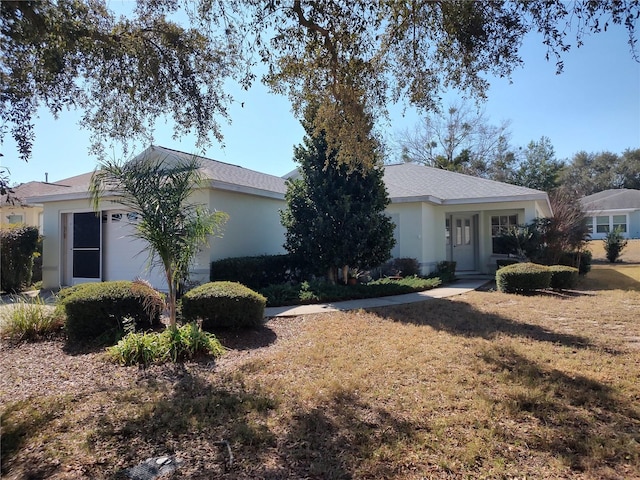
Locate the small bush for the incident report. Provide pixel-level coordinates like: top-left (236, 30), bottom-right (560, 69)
top-left (496, 262), bottom-right (552, 294)
top-left (59, 281), bottom-right (164, 343)
top-left (259, 283), bottom-right (300, 306)
top-left (181, 281), bottom-right (266, 330)
top-left (0, 296), bottom-right (63, 342)
top-left (1, 225), bottom-right (39, 293)
top-left (210, 254), bottom-right (295, 290)
top-left (603, 228), bottom-right (628, 263)
top-left (496, 258), bottom-right (520, 270)
top-left (107, 323), bottom-right (225, 366)
top-left (557, 250), bottom-right (591, 275)
top-left (434, 261), bottom-right (456, 282)
top-left (548, 265), bottom-right (579, 290)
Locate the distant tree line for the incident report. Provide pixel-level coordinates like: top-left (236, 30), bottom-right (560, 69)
top-left (396, 102), bottom-right (640, 195)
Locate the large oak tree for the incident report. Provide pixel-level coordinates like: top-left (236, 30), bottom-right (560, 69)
top-left (2, 0), bottom-right (638, 170)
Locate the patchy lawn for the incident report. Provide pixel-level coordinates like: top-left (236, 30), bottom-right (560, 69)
top-left (1, 271), bottom-right (639, 479)
top-left (588, 238), bottom-right (640, 264)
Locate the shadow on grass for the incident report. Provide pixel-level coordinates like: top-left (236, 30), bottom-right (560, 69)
top-left (213, 325), bottom-right (278, 351)
top-left (480, 344), bottom-right (640, 472)
top-left (369, 298), bottom-right (594, 350)
top-left (580, 267), bottom-right (640, 291)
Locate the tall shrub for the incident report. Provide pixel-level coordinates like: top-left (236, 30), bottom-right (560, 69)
top-left (603, 228), bottom-right (628, 263)
top-left (0, 224), bottom-right (39, 292)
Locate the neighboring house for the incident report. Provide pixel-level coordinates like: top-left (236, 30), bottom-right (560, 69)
top-left (382, 163), bottom-right (551, 274)
top-left (1, 179), bottom-right (69, 231)
top-left (29, 146), bottom-right (552, 291)
top-left (580, 189), bottom-right (640, 239)
top-left (28, 146), bottom-right (288, 291)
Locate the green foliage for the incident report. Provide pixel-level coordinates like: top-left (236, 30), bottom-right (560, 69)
top-left (59, 281), bottom-right (164, 343)
top-left (107, 323), bottom-right (225, 366)
top-left (434, 261), bottom-right (457, 283)
top-left (89, 152), bottom-right (229, 327)
top-left (0, 296), bottom-right (63, 342)
top-left (548, 265), bottom-right (579, 290)
top-left (259, 276), bottom-right (441, 307)
top-left (2, 1), bottom-right (242, 162)
top-left (512, 136), bottom-right (564, 192)
top-left (603, 228), bottom-right (629, 263)
top-left (561, 149), bottom-right (640, 196)
top-left (496, 263), bottom-right (552, 294)
top-left (496, 259), bottom-right (520, 270)
top-left (281, 105), bottom-right (395, 282)
top-left (558, 250), bottom-right (592, 276)
top-left (181, 281), bottom-right (266, 330)
top-left (0, 224), bottom-right (39, 292)
top-left (210, 254), bottom-right (295, 290)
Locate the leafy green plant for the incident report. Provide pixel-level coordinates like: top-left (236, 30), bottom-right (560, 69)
top-left (107, 323), bottom-right (225, 366)
top-left (0, 296), bottom-right (63, 342)
top-left (0, 225), bottom-right (40, 293)
top-left (603, 227), bottom-right (628, 263)
top-left (181, 281), bottom-right (266, 330)
top-left (496, 263), bottom-right (552, 294)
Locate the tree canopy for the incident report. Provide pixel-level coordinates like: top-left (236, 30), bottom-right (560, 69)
top-left (561, 148), bottom-right (640, 195)
top-left (2, 0), bottom-right (639, 167)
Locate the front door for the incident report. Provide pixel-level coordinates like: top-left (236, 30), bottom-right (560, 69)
top-left (451, 214), bottom-right (476, 271)
top-left (63, 212), bottom-right (101, 285)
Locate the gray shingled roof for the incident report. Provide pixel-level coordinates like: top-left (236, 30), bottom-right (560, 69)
top-left (580, 189), bottom-right (640, 211)
top-left (383, 163), bottom-right (547, 203)
top-left (26, 145), bottom-right (287, 202)
top-left (150, 146), bottom-right (287, 195)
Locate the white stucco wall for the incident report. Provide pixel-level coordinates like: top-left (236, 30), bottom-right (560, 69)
top-left (387, 199), bottom-right (548, 275)
top-left (208, 189), bottom-right (286, 262)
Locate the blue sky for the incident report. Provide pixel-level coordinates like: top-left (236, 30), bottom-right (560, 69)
top-left (2, 20), bottom-right (639, 186)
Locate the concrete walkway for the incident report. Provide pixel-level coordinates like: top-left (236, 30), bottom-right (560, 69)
top-left (265, 278), bottom-right (490, 317)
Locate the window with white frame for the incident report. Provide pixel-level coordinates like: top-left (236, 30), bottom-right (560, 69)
top-left (491, 214), bottom-right (518, 253)
top-left (612, 215), bottom-right (627, 233)
top-left (596, 216), bottom-right (609, 233)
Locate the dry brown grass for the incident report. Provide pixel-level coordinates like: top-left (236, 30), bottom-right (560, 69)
top-left (587, 238), bottom-right (640, 264)
top-left (1, 270), bottom-right (640, 479)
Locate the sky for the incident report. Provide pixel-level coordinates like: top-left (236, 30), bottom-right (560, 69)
top-left (2, 16), bottom-right (639, 186)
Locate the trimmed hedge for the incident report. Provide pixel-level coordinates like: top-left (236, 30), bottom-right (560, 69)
top-left (496, 262), bottom-right (552, 293)
top-left (181, 281), bottom-right (266, 330)
top-left (548, 265), bottom-right (579, 290)
top-left (210, 254), bottom-right (294, 290)
top-left (496, 258), bottom-right (520, 270)
top-left (59, 281), bottom-right (164, 342)
top-left (1, 224), bottom-right (39, 292)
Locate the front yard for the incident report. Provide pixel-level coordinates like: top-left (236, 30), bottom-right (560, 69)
top-left (1, 267), bottom-right (639, 479)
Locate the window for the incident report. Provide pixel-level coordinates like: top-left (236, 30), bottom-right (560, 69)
top-left (613, 215), bottom-right (627, 233)
top-left (445, 218), bottom-right (450, 246)
top-left (586, 217), bottom-right (594, 235)
top-left (491, 214), bottom-right (518, 253)
top-left (596, 216), bottom-right (609, 234)
top-left (7, 214), bottom-right (23, 224)
top-left (464, 218), bottom-right (471, 245)
top-left (455, 219), bottom-right (462, 245)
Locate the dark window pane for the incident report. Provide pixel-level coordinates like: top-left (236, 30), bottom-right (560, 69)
top-left (74, 212), bottom-right (100, 248)
top-left (73, 250), bottom-right (100, 278)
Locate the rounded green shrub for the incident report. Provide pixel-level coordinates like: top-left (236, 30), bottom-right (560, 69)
top-left (59, 280), bottom-right (164, 342)
top-left (548, 265), bottom-right (579, 290)
top-left (496, 262), bottom-right (552, 293)
top-left (181, 281), bottom-right (266, 330)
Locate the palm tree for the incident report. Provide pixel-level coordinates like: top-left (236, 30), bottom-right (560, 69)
top-left (89, 153), bottom-right (228, 327)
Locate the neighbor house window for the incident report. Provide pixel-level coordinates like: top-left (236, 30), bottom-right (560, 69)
top-left (613, 215), bottom-right (627, 233)
top-left (596, 216), bottom-right (610, 233)
top-left (7, 214), bottom-right (23, 224)
top-left (491, 214), bottom-right (518, 253)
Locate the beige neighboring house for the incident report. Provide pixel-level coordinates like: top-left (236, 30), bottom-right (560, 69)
top-left (30, 145), bottom-right (553, 291)
top-left (1, 180), bottom-right (72, 231)
top-left (580, 189), bottom-right (640, 239)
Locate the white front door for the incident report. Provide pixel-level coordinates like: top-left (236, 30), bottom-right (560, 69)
top-left (451, 214), bottom-right (475, 271)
